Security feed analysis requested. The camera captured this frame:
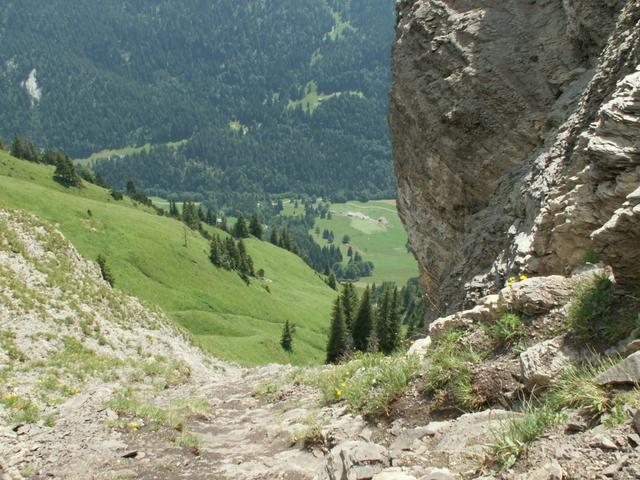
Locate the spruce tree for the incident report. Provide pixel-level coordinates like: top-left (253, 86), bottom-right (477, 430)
top-left (352, 287), bottom-right (373, 352)
top-left (225, 237), bottom-right (239, 269)
top-left (97, 254), bottom-right (115, 287)
top-left (126, 179), bottom-right (136, 195)
top-left (234, 213), bottom-right (250, 238)
top-left (53, 155), bottom-right (82, 187)
top-left (376, 287), bottom-right (391, 354)
top-left (327, 272), bottom-right (337, 290)
top-left (341, 283), bottom-right (358, 332)
top-left (326, 298), bottom-right (347, 364)
top-left (10, 135), bottom-right (23, 159)
top-left (280, 320), bottom-right (294, 355)
top-left (249, 213), bottom-right (263, 239)
top-left (387, 287), bottom-right (401, 354)
top-left (209, 235), bottom-right (223, 267)
top-left (269, 228), bottom-right (279, 245)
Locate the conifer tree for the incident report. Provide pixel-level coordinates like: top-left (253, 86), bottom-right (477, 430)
top-left (249, 213), bottom-right (263, 239)
top-left (280, 320), bottom-right (294, 355)
top-left (97, 254), bottom-right (115, 287)
top-left (269, 228), bottom-right (279, 245)
top-left (10, 135), bottom-right (24, 159)
top-left (341, 283), bottom-right (358, 332)
top-left (386, 287), bottom-right (401, 354)
top-left (206, 209), bottom-right (215, 226)
top-left (327, 272), bottom-right (337, 290)
top-left (197, 205), bottom-right (207, 222)
top-left (53, 155), bottom-right (82, 187)
top-left (352, 287), bottom-right (373, 352)
top-left (126, 179), bottom-right (136, 195)
top-left (225, 237), bottom-right (239, 269)
top-left (376, 287), bottom-right (391, 354)
top-left (209, 235), bottom-right (223, 267)
top-left (168, 200), bottom-right (179, 217)
top-left (234, 213), bottom-right (250, 238)
top-left (326, 298), bottom-right (347, 364)
top-left (0, 137), bottom-right (5, 151)
top-left (220, 216), bottom-right (228, 232)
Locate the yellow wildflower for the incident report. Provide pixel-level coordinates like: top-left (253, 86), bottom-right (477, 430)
top-left (341, 383), bottom-right (347, 388)
top-left (335, 389), bottom-right (342, 397)
top-left (519, 275), bottom-right (528, 281)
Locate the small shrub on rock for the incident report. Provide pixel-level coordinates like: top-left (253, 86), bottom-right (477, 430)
top-left (485, 313), bottom-right (524, 349)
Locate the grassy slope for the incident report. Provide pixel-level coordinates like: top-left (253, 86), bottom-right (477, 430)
top-left (0, 151), bottom-right (336, 366)
top-left (284, 199), bottom-right (418, 287)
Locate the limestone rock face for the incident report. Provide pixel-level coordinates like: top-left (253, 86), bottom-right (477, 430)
top-left (593, 186), bottom-right (640, 285)
top-left (390, 0), bottom-right (639, 316)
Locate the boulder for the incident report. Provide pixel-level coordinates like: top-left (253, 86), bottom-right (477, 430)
top-left (315, 441), bottom-right (390, 480)
top-left (436, 410), bottom-right (519, 455)
top-left (633, 410), bottom-right (640, 435)
top-left (389, 424), bottom-right (448, 457)
top-left (516, 460), bottom-right (564, 480)
top-left (596, 352), bottom-right (640, 386)
top-left (499, 276), bottom-right (573, 315)
top-left (373, 468), bottom-right (417, 480)
top-left (429, 295), bottom-right (500, 340)
top-left (407, 337), bottom-right (431, 359)
top-left (418, 468), bottom-right (457, 480)
top-left (520, 336), bottom-right (578, 388)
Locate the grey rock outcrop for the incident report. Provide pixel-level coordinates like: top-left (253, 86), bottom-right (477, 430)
top-left (593, 186), bottom-right (640, 285)
top-left (315, 441), bottom-right (391, 480)
top-left (390, 0), bottom-right (639, 317)
top-left (520, 336), bottom-right (579, 388)
top-left (596, 351), bottom-right (640, 385)
top-left (498, 276), bottom-right (573, 315)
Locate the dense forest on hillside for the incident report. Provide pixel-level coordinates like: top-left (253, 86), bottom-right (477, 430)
top-left (0, 0), bottom-right (396, 206)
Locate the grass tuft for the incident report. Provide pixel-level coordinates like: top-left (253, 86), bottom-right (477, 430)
top-left (484, 313), bottom-right (524, 349)
top-left (300, 352), bottom-right (420, 418)
top-left (425, 330), bottom-right (484, 411)
top-left (487, 403), bottom-right (560, 471)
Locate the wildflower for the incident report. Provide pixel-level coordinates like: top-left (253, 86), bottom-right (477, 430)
top-left (340, 383), bottom-right (346, 388)
top-left (128, 421), bottom-right (139, 432)
top-left (519, 274), bottom-right (528, 281)
top-left (335, 389), bottom-right (342, 397)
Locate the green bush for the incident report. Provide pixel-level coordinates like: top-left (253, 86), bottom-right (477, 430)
top-left (567, 274), bottom-right (613, 344)
top-left (485, 313), bottom-right (524, 349)
top-left (302, 352), bottom-right (420, 418)
top-left (97, 254), bottom-right (115, 287)
top-left (425, 330), bottom-right (484, 411)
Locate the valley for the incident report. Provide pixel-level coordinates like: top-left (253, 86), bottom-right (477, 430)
top-left (0, 152), bottom-right (336, 366)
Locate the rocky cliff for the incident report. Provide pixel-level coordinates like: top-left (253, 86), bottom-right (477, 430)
top-left (390, 0), bottom-right (639, 316)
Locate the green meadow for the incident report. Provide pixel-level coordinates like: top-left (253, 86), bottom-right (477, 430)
top-left (0, 151), bottom-right (336, 366)
top-left (283, 199), bottom-right (418, 287)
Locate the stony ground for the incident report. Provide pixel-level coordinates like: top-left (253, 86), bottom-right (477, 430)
top-left (2, 211), bottom-right (640, 480)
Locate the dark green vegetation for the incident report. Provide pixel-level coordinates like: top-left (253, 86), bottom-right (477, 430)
top-left (325, 283), bottom-right (413, 363)
top-left (1, 0), bottom-right (396, 208)
top-left (564, 274), bottom-right (640, 346)
top-left (0, 150), bottom-right (337, 366)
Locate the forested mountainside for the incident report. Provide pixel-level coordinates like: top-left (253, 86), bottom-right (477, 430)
top-left (0, 0), bottom-right (396, 207)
